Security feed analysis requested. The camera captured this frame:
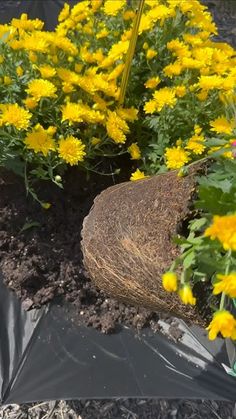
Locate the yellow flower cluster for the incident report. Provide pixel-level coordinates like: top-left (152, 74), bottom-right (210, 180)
top-left (58, 136), bottom-right (86, 165)
top-left (144, 87), bottom-right (177, 113)
top-left (204, 214), bottom-right (236, 251)
top-left (128, 143), bottom-right (141, 160)
top-left (185, 134), bottom-right (205, 155)
top-left (130, 169), bottom-right (147, 181)
top-left (26, 79), bottom-right (57, 102)
top-left (210, 116), bottom-right (235, 135)
top-left (162, 272), bottom-right (177, 292)
top-left (103, 0), bottom-right (126, 17)
top-left (61, 102), bottom-right (104, 125)
top-left (207, 310), bottom-right (236, 340)
top-left (213, 273), bottom-right (236, 298)
top-left (25, 124), bottom-right (56, 156)
top-left (0, 103), bottom-right (31, 130)
top-left (162, 272), bottom-right (196, 305)
top-left (165, 146), bottom-right (190, 170)
top-left (106, 111), bottom-right (130, 144)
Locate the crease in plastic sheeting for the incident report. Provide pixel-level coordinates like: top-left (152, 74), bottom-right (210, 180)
top-left (141, 338), bottom-right (176, 368)
top-left (124, 326), bottom-right (236, 400)
top-left (118, 330), bottom-right (145, 397)
top-left (0, 271), bottom-right (47, 403)
top-left (141, 338), bottom-right (195, 381)
top-left (2, 307), bottom-right (48, 404)
top-left (179, 319), bottom-right (230, 370)
top-left (163, 321), bottom-right (232, 383)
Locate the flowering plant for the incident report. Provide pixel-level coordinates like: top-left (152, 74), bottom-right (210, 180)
top-left (0, 0), bottom-right (236, 340)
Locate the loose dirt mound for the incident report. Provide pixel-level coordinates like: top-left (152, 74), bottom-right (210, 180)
top-left (0, 168), bottom-right (162, 333)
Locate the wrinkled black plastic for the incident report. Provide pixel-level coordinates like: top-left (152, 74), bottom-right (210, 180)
top-left (0, 270), bottom-right (235, 404)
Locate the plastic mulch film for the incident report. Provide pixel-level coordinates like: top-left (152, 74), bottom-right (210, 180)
top-left (0, 270), bottom-right (236, 405)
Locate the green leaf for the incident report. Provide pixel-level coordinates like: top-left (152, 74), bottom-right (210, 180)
top-left (189, 217), bottom-right (207, 232)
top-left (205, 137), bottom-right (228, 147)
top-left (183, 251), bottom-right (196, 269)
top-left (19, 221), bottom-right (40, 234)
top-left (196, 185), bottom-right (236, 214)
top-left (4, 157), bottom-right (25, 177)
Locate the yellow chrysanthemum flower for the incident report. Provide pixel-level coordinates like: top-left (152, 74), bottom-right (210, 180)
top-left (103, 0), bottom-right (125, 16)
top-left (91, 137), bottom-right (101, 146)
top-left (108, 64), bottom-right (125, 81)
top-left (28, 51), bottom-right (37, 63)
top-left (165, 146), bottom-right (190, 169)
top-left (167, 39), bottom-right (190, 58)
top-left (62, 82), bottom-right (75, 93)
top-left (194, 124), bottom-right (202, 135)
top-left (130, 169), bottom-right (147, 181)
top-left (91, 0), bottom-right (103, 12)
top-left (26, 79), bottom-right (57, 102)
top-left (123, 10), bottom-right (135, 20)
top-left (11, 14), bottom-right (43, 31)
top-left (153, 87), bottom-right (177, 112)
top-left (128, 143), bottom-right (141, 160)
top-left (163, 62), bottom-right (182, 77)
top-left (116, 108), bottom-right (138, 122)
top-left (146, 49), bottom-right (157, 60)
top-left (204, 214), bottom-right (236, 251)
top-left (41, 202), bottom-right (51, 210)
top-left (208, 141), bottom-right (234, 159)
top-left (0, 103), bottom-right (31, 130)
top-left (210, 116), bottom-right (235, 135)
top-left (162, 272), bottom-right (178, 292)
top-left (198, 75), bottom-right (223, 90)
top-left (16, 66), bottom-right (23, 77)
top-left (197, 90), bottom-right (208, 101)
top-left (25, 124), bottom-right (56, 156)
top-left (174, 85), bottom-right (186, 98)
top-left (144, 77), bottom-right (161, 89)
top-left (213, 273), bottom-right (236, 298)
top-left (185, 134), bottom-right (206, 155)
top-left (58, 136), bottom-right (86, 165)
top-left (4, 76), bottom-right (12, 85)
top-left (61, 102), bottom-right (104, 125)
top-left (38, 65), bottom-right (56, 78)
top-left (179, 285), bottom-right (196, 305)
top-left (144, 99), bottom-right (157, 114)
top-left (24, 97), bottom-right (38, 110)
top-left (23, 35), bottom-right (49, 53)
top-left (57, 67), bottom-right (79, 84)
top-left (106, 111), bottom-right (129, 144)
top-left (207, 310), bottom-right (236, 340)
top-left (58, 3), bottom-right (70, 22)
top-left (96, 28), bottom-right (109, 39)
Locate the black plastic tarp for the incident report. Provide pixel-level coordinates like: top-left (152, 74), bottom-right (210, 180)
top-left (0, 270), bottom-right (236, 405)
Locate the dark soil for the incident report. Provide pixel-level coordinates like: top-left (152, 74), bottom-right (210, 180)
top-left (0, 168), bottom-right (163, 334)
top-left (1, 399), bottom-right (235, 419)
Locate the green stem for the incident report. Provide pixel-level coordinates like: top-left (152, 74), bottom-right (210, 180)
top-left (118, 0), bottom-right (145, 105)
top-left (219, 250), bottom-right (232, 311)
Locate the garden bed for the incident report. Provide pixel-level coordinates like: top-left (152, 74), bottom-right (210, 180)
top-left (0, 168), bottom-right (165, 335)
